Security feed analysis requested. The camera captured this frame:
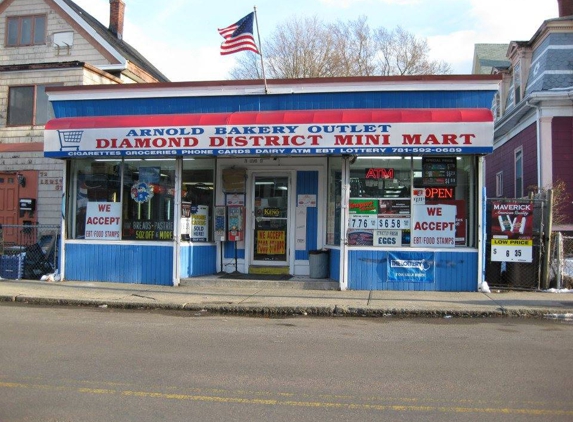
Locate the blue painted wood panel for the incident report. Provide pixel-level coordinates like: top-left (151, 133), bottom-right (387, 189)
top-left (52, 91), bottom-right (497, 118)
top-left (65, 243), bottom-right (173, 285)
top-left (347, 249), bottom-right (478, 291)
top-left (295, 171), bottom-right (319, 261)
top-left (329, 248), bottom-right (340, 281)
top-left (224, 241), bottom-right (245, 259)
top-left (180, 244), bottom-right (217, 277)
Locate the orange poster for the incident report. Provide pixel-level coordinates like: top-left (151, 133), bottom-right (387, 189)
top-left (257, 230), bottom-right (286, 255)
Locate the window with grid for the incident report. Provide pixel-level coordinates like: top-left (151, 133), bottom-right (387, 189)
top-left (7, 85), bottom-right (57, 126)
top-left (7, 15), bottom-right (46, 47)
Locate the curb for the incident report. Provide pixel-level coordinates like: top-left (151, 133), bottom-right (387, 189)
top-left (1, 295), bottom-right (567, 319)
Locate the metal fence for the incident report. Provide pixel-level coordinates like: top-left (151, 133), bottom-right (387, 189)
top-left (550, 234), bottom-right (573, 289)
top-left (0, 224), bottom-right (60, 280)
top-left (484, 198), bottom-right (545, 290)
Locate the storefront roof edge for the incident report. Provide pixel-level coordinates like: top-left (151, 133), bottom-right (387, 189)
top-left (46, 108), bottom-right (493, 130)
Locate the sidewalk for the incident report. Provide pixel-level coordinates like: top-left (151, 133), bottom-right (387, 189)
top-left (1, 277), bottom-right (572, 318)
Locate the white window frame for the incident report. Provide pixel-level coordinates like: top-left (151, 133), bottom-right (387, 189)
top-left (514, 147), bottom-right (523, 198)
top-left (496, 171), bottom-right (503, 197)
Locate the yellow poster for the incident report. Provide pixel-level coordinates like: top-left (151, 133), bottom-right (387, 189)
top-left (257, 230), bottom-right (286, 255)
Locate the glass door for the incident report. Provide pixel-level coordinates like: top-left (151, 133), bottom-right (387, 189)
top-left (252, 174), bottom-right (289, 264)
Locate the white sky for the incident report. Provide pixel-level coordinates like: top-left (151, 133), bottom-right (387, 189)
top-left (71, 0), bottom-right (559, 82)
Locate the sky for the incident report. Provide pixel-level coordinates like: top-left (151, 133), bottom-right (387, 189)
top-left (71, 0), bottom-right (559, 82)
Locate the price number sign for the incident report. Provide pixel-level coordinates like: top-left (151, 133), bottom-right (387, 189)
top-left (377, 217), bottom-right (410, 230)
top-left (490, 239), bottom-right (533, 263)
top-left (349, 215), bottom-right (377, 229)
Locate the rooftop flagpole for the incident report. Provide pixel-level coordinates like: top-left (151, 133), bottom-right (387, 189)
top-left (253, 6), bottom-right (269, 94)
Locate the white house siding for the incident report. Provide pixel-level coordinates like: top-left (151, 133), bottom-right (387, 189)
top-left (0, 0), bottom-right (113, 67)
top-left (0, 67), bottom-right (119, 225)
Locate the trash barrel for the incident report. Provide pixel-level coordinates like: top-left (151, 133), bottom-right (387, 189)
top-left (309, 249), bottom-right (329, 279)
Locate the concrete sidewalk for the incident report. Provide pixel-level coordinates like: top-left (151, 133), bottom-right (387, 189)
top-left (1, 277), bottom-right (573, 318)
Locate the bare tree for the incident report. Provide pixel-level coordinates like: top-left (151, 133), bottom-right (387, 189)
top-left (229, 16), bottom-right (451, 79)
top-left (373, 26), bottom-right (451, 75)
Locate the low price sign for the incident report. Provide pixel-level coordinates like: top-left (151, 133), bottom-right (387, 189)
top-left (490, 239), bottom-right (533, 263)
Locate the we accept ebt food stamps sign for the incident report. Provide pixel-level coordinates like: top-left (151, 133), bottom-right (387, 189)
top-left (85, 202), bottom-right (121, 240)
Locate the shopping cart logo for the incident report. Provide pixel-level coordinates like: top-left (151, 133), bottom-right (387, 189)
top-left (57, 130), bottom-right (84, 151)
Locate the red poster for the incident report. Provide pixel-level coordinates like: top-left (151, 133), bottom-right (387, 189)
top-left (491, 201), bottom-right (533, 240)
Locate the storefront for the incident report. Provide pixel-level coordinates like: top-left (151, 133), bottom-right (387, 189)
top-left (44, 76), bottom-right (499, 290)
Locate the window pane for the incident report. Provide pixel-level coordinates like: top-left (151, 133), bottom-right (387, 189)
top-left (7, 19), bottom-right (19, 46)
top-left (8, 86), bottom-right (34, 126)
top-left (35, 85), bottom-right (49, 125)
top-left (21, 17), bottom-right (32, 44)
top-left (70, 159), bottom-right (121, 239)
top-left (182, 159), bottom-right (215, 242)
top-left (33, 16), bottom-right (45, 44)
top-left (327, 157), bottom-right (342, 245)
top-left (348, 157), bottom-right (412, 246)
top-left (122, 159), bottom-right (176, 241)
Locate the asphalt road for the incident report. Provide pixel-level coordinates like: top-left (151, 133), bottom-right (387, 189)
top-left (1, 303), bottom-right (572, 422)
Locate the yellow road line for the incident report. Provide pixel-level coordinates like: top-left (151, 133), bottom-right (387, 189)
top-left (1, 381), bottom-right (572, 417)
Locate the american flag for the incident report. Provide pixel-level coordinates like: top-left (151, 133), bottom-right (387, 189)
top-left (218, 12), bottom-right (260, 55)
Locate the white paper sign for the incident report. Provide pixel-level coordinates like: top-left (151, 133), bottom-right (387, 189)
top-left (85, 202), bottom-right (121, 240)
top-left (295, 207), bottom-right (307, 250)
top-left (411, 204), bottom-right (456, 247)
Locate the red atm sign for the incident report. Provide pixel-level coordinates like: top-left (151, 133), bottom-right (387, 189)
top-left (365, 168), bottom-right (394, 179)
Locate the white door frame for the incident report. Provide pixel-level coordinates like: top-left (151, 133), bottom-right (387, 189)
top-left (245, 169), bottom-right (296, 273)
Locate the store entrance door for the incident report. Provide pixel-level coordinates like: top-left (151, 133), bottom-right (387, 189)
top-left (251, 174), bottom-right (290, 267)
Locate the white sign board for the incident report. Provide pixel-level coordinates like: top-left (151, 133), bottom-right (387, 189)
top-left (85, 202), bottom-right (121, 240)
top-left (374, 230), bottom-right (402, 247)
top-left (490, 239), bottom-right (533, 263)
top-left (411, 204), bottom-right (456, 248)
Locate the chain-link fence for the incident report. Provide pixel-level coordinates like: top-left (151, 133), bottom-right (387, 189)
top-left (485, 198), bottom-right (545, 290)
top-left (550, 234), bottom-right (573, 289)
top-left (0, 224), bottom-right (60, 280)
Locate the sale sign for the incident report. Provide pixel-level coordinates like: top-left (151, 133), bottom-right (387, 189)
top-left (411, 204), bottom-right (456, 247)
top-left (85, 202), bottom-right (121, 240)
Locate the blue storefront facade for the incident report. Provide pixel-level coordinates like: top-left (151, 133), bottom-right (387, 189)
top-left (45, 76), bottom-right (499, 290)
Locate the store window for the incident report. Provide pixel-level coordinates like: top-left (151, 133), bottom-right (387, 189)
top-left (68, 158), bottom-right (176, 241)
top-left (326, 157), bottom-right (342, 245)
top-left (69, 159), bottom-right (121, 239)
top-left (122, 159), bottom-right (176, 241)
top-left (181, 159), bottom-right (215, 242)
top-left (337, 156), bottom-right (477, 248)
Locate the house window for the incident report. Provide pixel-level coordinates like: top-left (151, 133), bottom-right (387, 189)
top-left (7, 85), bottom-right (56, 126)
top-left (513, 63), bottom-right (521, 104)
top-left (496, 171), bottom-right (503, 197)
top-left (515, 148), bottom-right (523, 197)
top-left (7, 15), bottom-right (46, 46)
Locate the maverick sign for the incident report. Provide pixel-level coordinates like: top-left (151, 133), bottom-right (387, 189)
top-left (44, 109), bottom-right (494, 158)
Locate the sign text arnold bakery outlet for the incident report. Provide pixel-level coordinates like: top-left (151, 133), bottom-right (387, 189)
top-left (45, 122), bottom-right (493, 157)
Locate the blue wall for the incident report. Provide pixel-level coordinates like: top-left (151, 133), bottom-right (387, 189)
top-left (52, 91), bottom-right (497, 118)
top-left (347, 249), bottom-right (478, 291)
top-left (180, 244), bottom-right (217, 277)
top-left (66, 243), bottom-right (173, 285)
